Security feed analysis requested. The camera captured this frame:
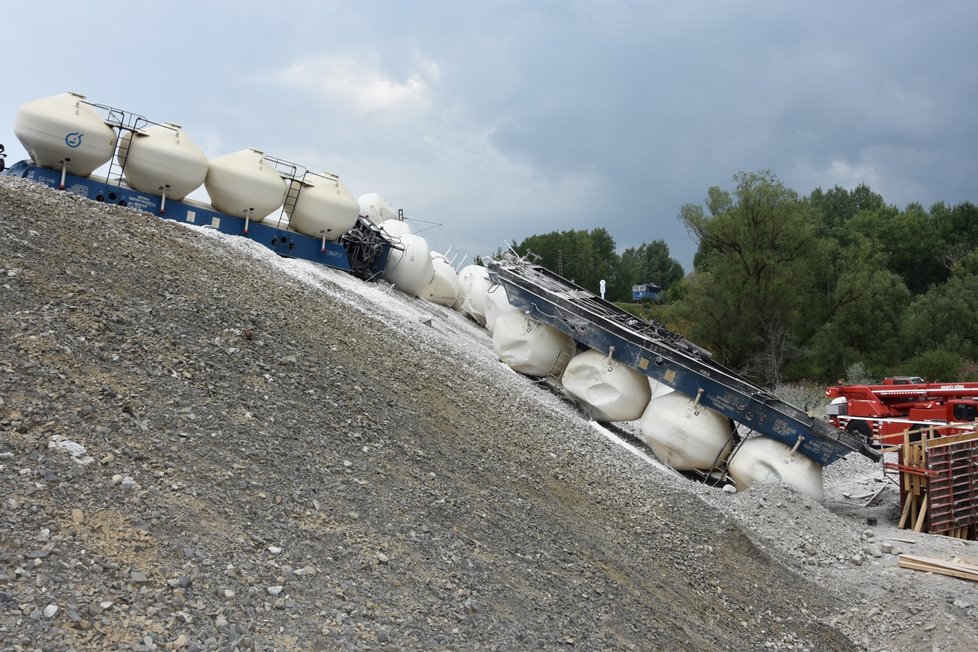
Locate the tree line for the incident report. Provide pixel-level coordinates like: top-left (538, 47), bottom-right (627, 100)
top-left (511, 230), bottom-right (684, 302)
top-left (510, 170), bottom-right (978, 386)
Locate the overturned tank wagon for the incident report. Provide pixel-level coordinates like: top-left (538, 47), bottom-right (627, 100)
top-left (483, 283), bottom-right (515, 335)
top-left (561, 349), bottom-right (652, 422)
top-left (727, 437), bottom-right (825, 501)
top-left (488, 255), bottom-right (880, 497)
top-left (639, 381), bottom-right (735, 472)
top-left (421, 251), bottom-right (461, 307)
top-left (5, 93), bottom-right (393, 280)
top-left (380, 222), bottom-right (435, 297)
top-left (493, 309), bottom-right (575, 378)
top-left (358, 192), bottom-right (398, 224)
top-left (456, 264), bottom-right (493, 326)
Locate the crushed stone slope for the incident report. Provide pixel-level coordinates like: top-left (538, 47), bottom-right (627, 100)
top-left (0, 175), bottom-right (972, 651)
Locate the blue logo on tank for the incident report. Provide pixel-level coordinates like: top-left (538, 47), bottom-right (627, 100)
top-left (65, 132), bottom-right (84, 148)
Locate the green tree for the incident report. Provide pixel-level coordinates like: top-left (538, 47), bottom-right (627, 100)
top-left (620, 240), bottom-right (684, 294)
top-left (847, 203), bottom-right (948, 295)
top-left (514, 228), bottom-right (622, 298)
top-left (899, 272), bottom-right (978, 363)
top-left (679, 171), bottom-right (816, 384)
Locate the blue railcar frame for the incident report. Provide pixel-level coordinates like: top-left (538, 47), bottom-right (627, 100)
top-left (5, 161), bottom-right (391, 279)
top-left (489, 257), bottom-right (881, 467)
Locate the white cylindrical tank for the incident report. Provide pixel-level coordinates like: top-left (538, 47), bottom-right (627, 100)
top-left (639, 381), bottom-right (734, 471)
top-left (561, 350), bottom-right (652, 422)
top-left (493, 310), bottom-right (574, 378)
top-left (383, 232), bottom-right (435, 297)
top-left (119, 123), bottom-right (208, 200)
top-left (456, 265), bottom-right (493, 326)
top-left (379, 219), bottom-right (412, 239)
top-left (288, 173), bottom-right (360, 241)
top-left (726, 437), bottom-right (825, 501)
top-left (483, 284), bottom-right (515, 334)
top-left (204, 149), bottom-right (287, 221)
top-left (358, 192), bottom-right (398, 224)
top-left (421, 252), bottom-right (461, 306)
top-left (14, 92), bottom-right (117, 177)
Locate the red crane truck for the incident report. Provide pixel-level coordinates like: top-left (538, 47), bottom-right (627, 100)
top-left (826, 377), bottom-right (978, 445)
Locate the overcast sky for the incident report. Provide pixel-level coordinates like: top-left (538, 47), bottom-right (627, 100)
top-left (3, 0), bottom-right (976, 269)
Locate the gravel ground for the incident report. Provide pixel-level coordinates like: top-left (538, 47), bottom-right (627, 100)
top-left (1, 174), bottom-right (976, 651)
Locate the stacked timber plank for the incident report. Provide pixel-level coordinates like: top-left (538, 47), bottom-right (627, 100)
top-left (898, 554), bottom-right (978, 582)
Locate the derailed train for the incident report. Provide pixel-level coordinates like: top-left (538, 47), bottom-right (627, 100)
top-left (5, 92), bottom-right (879, 500)
top-left (8, 91), bottom-right (451, 293)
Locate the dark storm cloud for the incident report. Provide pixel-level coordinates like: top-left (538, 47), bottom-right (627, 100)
top-left (3, 1), bottom-right (975, 269)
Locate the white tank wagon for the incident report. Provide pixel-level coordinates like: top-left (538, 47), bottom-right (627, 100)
top-left (118, 123), bottom-right (208, 201)
top-left (638, 381), bottom-right (735, 471)
top-left (455, 264), bottom-right (493, 326)
top-left (287, 171), bottom-right (360, 242)
top-left (379, 219), bottom-right (412, 239)
top-left (561, 349), bottom-right (652, 422)
top-left (726, 437), bottom-right (825, 501)
top-left (421, 252), bottom-right (461, 306)
top-left (380, 222), bottom-right (435, 297)
top-left (357, 192), bottom-right (398, 224)
top-left (493, 310), bottom-right (575, 378)
top-left (6, 91), bottom-right (396, 282)
top-left (14, 92), bottom-right (117, 178)
top-left (483, 283), bottom-right (515, 335)
top-left (204, 149), bottom-right (288, 222)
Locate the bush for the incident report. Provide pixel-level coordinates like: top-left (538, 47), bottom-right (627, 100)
top-left (844, 361), bottom-right (875, 385)
top-left (901, 349), bottom-right (961, 381)
top-left (773, 382), bottom-right (829, 418)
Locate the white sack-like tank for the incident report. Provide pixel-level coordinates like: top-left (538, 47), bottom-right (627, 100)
top-left (14, 92), bottom-right (117, 177)
top-left (483, 284), bottom-right (515, 334)
top-left (119, 123), bottom-right (208, 200)
top-left (421, 252), bottom-right (461, 306)
top-left (383, 230), bottom-right (435, 297)
top-left (726, 437), bottom-right (824, 501)
top-left (288, 172), bottom-right (359, 241)
top-left (561, 350), bottom-right (652, 422)
top-left (456, 265), bottom-right (493, 326)
top-left (493, 310), bottom-right (575, 378)
top-left (639, 381), bottom-right (734, 471)
top-left (204, 149), bottom-right (287, 221)
top-left (358, 192), bottom-right (398, 224)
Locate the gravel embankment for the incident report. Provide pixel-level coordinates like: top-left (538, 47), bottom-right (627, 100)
top-left (1, 174), bottom-right (976, 651)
